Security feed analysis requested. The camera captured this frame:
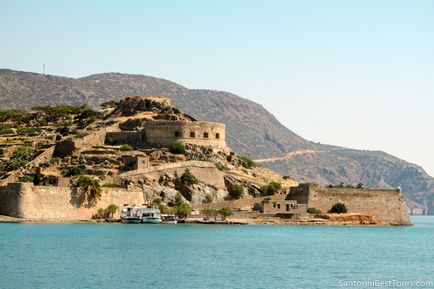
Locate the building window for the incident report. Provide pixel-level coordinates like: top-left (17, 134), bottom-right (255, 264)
top-left (215, 133), bottom-right (220, 139)
top-left (277, 204), bottom-right (280, 209)
top-left (204, 132), bottom-right (209, 138)
top-left (286, 204), bottom-right (290, 211)
top-left (190, 132), bottom-right (196, 138)
top-left (175, 131), bottom-right (181, 137)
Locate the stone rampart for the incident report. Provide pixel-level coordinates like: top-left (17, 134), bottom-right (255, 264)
top-left (0, 182), bottom-right (144, 220)
top-left (287, 184), bottom-right (411, 225)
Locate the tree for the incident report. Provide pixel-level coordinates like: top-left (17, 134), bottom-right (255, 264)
top-left (260, 181), bottom-right (282, 196)
top-left (330, 203), bottom-right (348, 214)
top-left (76, 175), bottom-right (102, 205)
top-left (105, 204), bottom-right (119, 219)
top-left (180, 169), bottom-right (198, 185)
top-left (174, 192), bottom-right (184, 206)
top-left (202, 208), bottom-right (216, 220)
top-left (228, 184), bottom-right (244, 200)
top-left (175, 203), bottom-right (192, 219)
top-left (218, 207), bottom-right (232, 220)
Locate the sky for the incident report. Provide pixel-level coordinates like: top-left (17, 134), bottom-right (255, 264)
top-left (1, 0), bottom-right (434, 176)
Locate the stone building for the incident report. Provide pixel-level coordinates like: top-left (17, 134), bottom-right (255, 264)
top-left (105, 96), bottom-right (226, 148)
top-left (261, 198), bottom-right (307, 219)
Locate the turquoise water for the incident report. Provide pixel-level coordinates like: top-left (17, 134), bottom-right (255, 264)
top-left (1, 217), bottom-right (434, 289)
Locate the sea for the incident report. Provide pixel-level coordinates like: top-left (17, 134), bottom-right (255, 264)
top-left (0, 216), bottom-right (433, 289)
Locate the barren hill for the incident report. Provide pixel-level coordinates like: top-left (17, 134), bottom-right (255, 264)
top-left (1, 69), bottom-right (433, 214)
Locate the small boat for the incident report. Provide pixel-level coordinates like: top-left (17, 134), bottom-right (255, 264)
top-left (121, 205), bottom-right (142, 224)
top-left (161, 214), bottom-right (177, 224)
top-left (140, 205), bottom-right (161, 224)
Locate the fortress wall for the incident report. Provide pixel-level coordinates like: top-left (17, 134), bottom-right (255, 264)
top-left (143, 121), bottom-right (226, 148)
top-left (0, 183), bottom-right (144, 220)
top-left (288, 184), bottom-right (410, 225)
top-left (106, 121), bottom-right (226, 148)
top-left (0, 183), bottom-right (24, 217)
top-left (121, 161), bottom-right (226, 189)
top-left (106, 131), bottom-right (142, 145)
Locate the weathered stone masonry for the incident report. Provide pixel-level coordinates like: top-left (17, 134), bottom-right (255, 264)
top-left (288, 183), bottom-right (411, 225)
top-left (106, 121), bottom-right (226, 148)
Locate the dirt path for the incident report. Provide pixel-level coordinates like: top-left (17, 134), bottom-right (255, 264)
top-left (254, 149), bottom-right (325, 163)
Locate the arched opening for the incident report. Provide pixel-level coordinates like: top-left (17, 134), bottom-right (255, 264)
top-left (203, 132), bottom-right (209, 138)
top-left (190, 132), bottom-right (196, 138)
top-left (215, 133), bottom-right (220, 139)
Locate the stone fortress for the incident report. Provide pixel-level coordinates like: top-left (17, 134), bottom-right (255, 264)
top-left (0, 96), bottom-right (411, 225)
top-left (104, 96), bottom-right (226, 148)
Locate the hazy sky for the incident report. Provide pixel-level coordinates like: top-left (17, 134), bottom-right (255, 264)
top-left (1, 0), bottom-right (433, 176)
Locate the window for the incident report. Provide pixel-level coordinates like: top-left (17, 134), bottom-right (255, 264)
top-left (215, 133), bottom-right (220, 139)
top-left (175, 131), bottom-right (181, 137)
top-left (286, 204), bottom-right (290, 211)
top-left (204, 132), bottom-right (209, 138)
top-left (277, 204), bottom-right (280, 209)
top-left (190, 132), bottom-right (196, 138)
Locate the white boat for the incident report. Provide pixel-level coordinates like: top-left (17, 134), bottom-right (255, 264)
top-left (161, 214), bottom-right (177, 224)
top-left (121, 205), bottom-right (142, 224)
top-left (140, 206), bottom-right (161, 224)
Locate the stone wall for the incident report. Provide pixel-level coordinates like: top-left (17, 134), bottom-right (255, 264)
top-left (107, 121), bottom-right (226, 148)
top-left (121, 161), bottom-right (226, 189)
top-left (287, 184), bottom-right (411, 225)
top-left (143, 121), bottom-right (226, 148)
top-left (0, 182), bottom-right (144, 220)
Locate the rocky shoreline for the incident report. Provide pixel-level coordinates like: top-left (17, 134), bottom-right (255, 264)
top-left (0, 214), bottom-right (410, 226)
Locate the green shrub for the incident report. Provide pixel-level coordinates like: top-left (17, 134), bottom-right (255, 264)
top-left (180, 169), bottom-right (198, 185)
top-left (74, 131), bottom-right (89, 138)
top-left (186, 152), bottom-right (210, 161)
top-left (35, 105), bottom-right (82, 121)
top-left (76, 175), bottom-right (102, 202)
top-left (202, 208), bottom-right (216, 220)
top-left (57, 125), bottom-right (71, 136)
top-left (18, 174), bottom-right (34, 183)
top-left (174, 192), bottom-right (184, 206)
top-left (215, 162), bottom-right (229, 171)
top-left (105, 204), bottom-right (119, 218)
top-left (228, 184), bottom-right (244, 200)
top-left (330, 203), bottom-right (348, 214)
top-left (175, 203), bottom-right (192, 219)
top-left (238, 156), bottom-right (256, 169)
top-left (101, 183), bottom-right (123, 188)
top-left (204, 194), bottom-right (214, 203)
top-left (3, 147), bottom-right (37, 171)
top-left (120, 144), bottom-right (134, 151)
top-left (62, 166), bottom-right (83, 177)
top-left (76, 108), bottom-right (97, 120)
top-left (152, 198), bottom-right (162, 205)
top-left (260, 181), bottom-right (282, 196)
top-left (307, 207), bottom-right (322, 215)
top-left (218, 207), bottom-right (232, 220)
top-left (169, 142), bottom-right (186, 154)
top-left (16, 127), bottom-right (40, 136)
top-left (0, 124), bottom-right (14, 135)
top-left (0, 109), bottom-right (28, 122)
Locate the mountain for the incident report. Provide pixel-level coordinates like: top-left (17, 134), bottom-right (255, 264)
top-left (1, 69), bottom-right (433, 214)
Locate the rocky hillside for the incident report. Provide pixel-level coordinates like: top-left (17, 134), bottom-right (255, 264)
top-left (1, 69), bottom-right (433, 214)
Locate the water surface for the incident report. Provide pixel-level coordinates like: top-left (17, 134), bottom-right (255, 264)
top-left (1, 216), bottom-right (433, 289)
